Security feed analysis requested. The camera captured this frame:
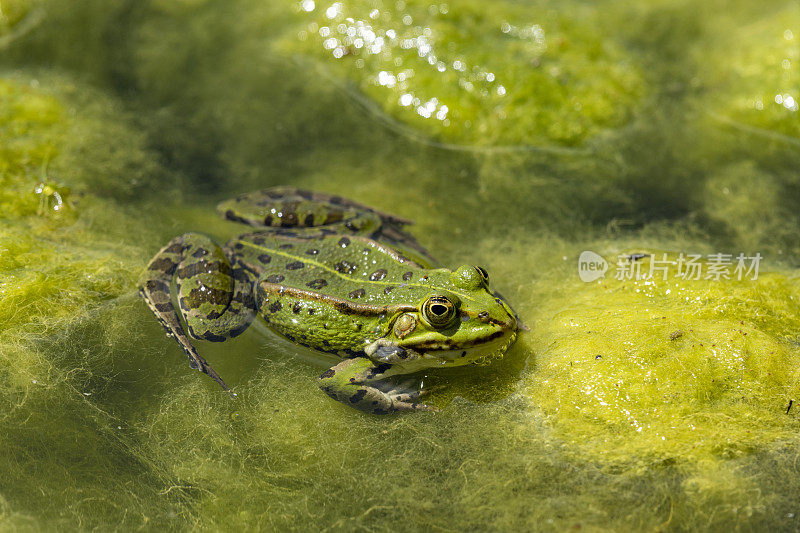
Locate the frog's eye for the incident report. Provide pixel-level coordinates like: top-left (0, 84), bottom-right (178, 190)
top-left (452, 264), bottom-right (485, 290)
top-left (422, 296), bottom-right (457, 328)
top-left (474, 266), bottom-right (489, 284)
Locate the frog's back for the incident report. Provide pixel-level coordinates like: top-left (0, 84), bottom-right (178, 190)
top-left (233, 232), bottom-right (432, 306)
top-left (230, 232), bottom-right (438, 355)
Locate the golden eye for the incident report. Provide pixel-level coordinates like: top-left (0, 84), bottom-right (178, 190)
top-left (422, 296), bottom-right (457, 328)
top-left (474, 266), bottom-right (489, 283)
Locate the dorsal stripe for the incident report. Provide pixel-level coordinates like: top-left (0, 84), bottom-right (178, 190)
top-left (259, 282), bottom-right (417, 316)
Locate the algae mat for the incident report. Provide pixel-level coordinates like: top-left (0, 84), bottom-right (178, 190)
top-left (1, 0), bottom-right (800, 530)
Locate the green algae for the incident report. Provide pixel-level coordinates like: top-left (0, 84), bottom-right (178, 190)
top-left (698, 3), bottom-right (799, 141)
top-left (0, 73), bottom-right (190, 529)
top-left (522, 262), bottom-right (800, 462)
top-left (2, 0), bottom-right (800, 530)
top-left (287, 0), bottom-right (644, 147)
top-left (0, 0), bottom-right (36, 37)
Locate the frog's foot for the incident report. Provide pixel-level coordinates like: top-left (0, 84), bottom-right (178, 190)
top-left (364, 338), bottom-right (422, 365)
top-left (139, 233), bottom-right (257, 394)
top-left (382, 379), bottom-right (445, 405)
top-left (317, 358), bottom-right (439, 414)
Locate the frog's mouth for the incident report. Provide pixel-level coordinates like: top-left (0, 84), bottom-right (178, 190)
top-left (399, 305), bottom-right (519, 369)
top-left (379, 329), bottom-right (517, 372)
top-left (422, 330), bottom-right (518, 367)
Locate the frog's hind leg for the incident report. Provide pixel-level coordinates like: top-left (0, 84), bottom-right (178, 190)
top-left (217, 187), bottom-right (439, 265)
top-left (139, 233), bottom-right (256, 393)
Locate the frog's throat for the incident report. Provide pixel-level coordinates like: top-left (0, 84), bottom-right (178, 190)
top-left (259, 281), bottom-right (417, 316)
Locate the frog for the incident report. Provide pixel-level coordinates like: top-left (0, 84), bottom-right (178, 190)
top-left (139, 187), bottom-right (521, 414)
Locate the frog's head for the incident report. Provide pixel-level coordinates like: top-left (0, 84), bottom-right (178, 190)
top-left (384, 265), bottom-right (520, 368)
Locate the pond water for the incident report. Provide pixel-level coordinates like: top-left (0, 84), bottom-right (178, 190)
top-left (1, 0), bottom-right (800, 530)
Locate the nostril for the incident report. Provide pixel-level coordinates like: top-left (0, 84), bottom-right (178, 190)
top-left (477, 311), bottom-right (489, 323)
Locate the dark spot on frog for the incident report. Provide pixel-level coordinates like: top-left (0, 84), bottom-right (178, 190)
top-left (266, 274), bottom-right (284, 283)
top-left (402, 271), bottom-right (413, 281)
top-left (384, 286), bottom-right (394, 294)
top-left (595, 355), bottom-right (602, 360)
top-left (306, 248), bottom-right (319, 255)
top-left (461, 351), bottom-right (467, 357)
top-left (182, 286), bottom-right (229, 307)
top-left (191, 248), bottom-right (208, 258)
top-left (303, 213), bottom-right (315, 226)
top-left (306, 278), bottom-right (328, 289)
top-left (349, 288), bottom-right (366, 299)
top-left (335, 261), bottom-right (357, 274)
top-left (279, 243), bottom-right (293, 249)
top-left (163, 242), bottom-right (184, 254)
top-left (263, 215), bottom-right (273, 226)
top-left (349, 389), bottom-right (367, 403)
top-left (366, 363), bottom-right (392, 379)
top-left (202, 332), bottom-right (226, 342)
top-left (281, 211), bottom-right (299, 227)
top-left (338, 237), bottom-right (351, 248)
top-left (251, 235), bottom-right (266, 245)
top-left (257, 254), bottom-right (271, 263)
top-left (329, 195), bottom-right (343, 205)
top-left (233, 242), bottom-right (244, 250)
top-left (292, 303), bottom-right (302, 314)
top-left (670, 330), bottom-right (684, 340)
top-left (308, 308), bottom-right (316, 315)
top-left (145, 279), bottom-right (169, 293)
top-left (370, 269), bottom-right (387, 281)
top-left (324, 210), bottom-right (344, 224)
top-left (286, 261), bottom-right (304, 270)
top-left (176, 260), bottom-right (229, 279)
top-left (319, 368), bottom-right (335, 379)
top-left (268, 301), bottom-right (282, 313)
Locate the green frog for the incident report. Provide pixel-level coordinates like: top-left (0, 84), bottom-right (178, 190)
top-left (139, 187), bottom-right (521, 413)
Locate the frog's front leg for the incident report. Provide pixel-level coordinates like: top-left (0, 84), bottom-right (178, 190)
top-left (317, 357), bottom-right (438, 414)
top-left (139, 233), bottom-right (256, 393)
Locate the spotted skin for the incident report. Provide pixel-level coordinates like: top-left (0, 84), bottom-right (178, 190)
top-left (140, 187), bottom-right (521, 413)
top-left (139, 234), bottom-right (256, 393)
top-left (317, 358), bottom-right (437, 414)
top-left (216, 186), bottom-right (437, 266)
